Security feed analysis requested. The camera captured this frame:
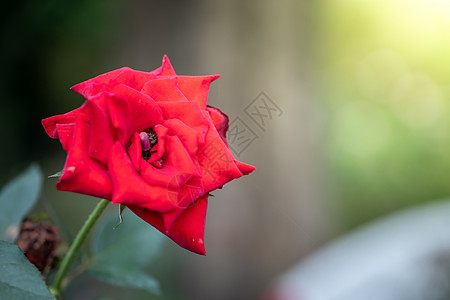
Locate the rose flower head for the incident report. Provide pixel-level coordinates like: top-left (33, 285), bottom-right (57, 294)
top-left (42, 56), bottom-right (255, 254)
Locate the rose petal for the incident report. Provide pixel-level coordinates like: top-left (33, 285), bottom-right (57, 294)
top-left (57, 120), bottom-right (113, 199)
top-left (108, 141), bottom-right (178, 212)
top-left (42, 104), bottom-right (89, 139)
top-left (107, 84), bottom-right (164, 144)
top-left (177, 176), bottom-right (205, 208)
top-left (162, 135), bottom-right (200, 176)
top-left (72, 67), bottom-right (158, 99)
top-left (140, 135), bottom-right (201, 190)
top-left (110, 69), bottom-right (157, 92)
top-left (198, 132), bottom-right (244, 193)
top-left (177, 75), bottom-right (220, 109)
top-left (206, 105), bottom-right (229, 144)
top-left (160, 207), bottom-right (185, 233)
top-left (129, 133), bottom-right (204, 210)
top-left (167, 195), bottom-right (208, 255)
top-left (152, 55), bottom-right (177, 76)
top-left (129, 195), bottom-right (208, 255)
top-left (106, 92), bottom-right (131, 145)
top-left (127, 206), bottom-right (165, 239)
top-left (127, 132), bottom-right (143, 172)
top-left (158, 101), bottom-right (210, 134)
top-left (141, 77), bottom-right (188, 102)
top-left (148, 124), bottom-right (168, 164)
top-left (162, 119), bottom-right (202, 156)
top-left (86, 98), bottom-right (116, 164)
top-left (56, 123), bottom-right (75, 151)
top-left (234, 160), bottom-right (256, 175)
top-left (71, 68), bottom-right (129, 98)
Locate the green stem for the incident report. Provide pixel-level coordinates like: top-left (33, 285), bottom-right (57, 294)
top-left (50, 198), bottom-right (109, 298)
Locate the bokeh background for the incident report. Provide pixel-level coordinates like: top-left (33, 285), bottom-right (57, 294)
top-left (2, 0), bottom-right (450, 299)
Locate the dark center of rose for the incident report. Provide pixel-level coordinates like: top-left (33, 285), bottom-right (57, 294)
top-left (139, 129), bottom-right (158, 160)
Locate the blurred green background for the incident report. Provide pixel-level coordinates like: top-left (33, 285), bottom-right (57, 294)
top-left (1, 0), bottom-right (450, 299)
top-left (319, 0), bottom-right (450, 230)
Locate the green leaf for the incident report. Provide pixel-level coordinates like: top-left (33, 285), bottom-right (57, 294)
top-left (90, 265), bottom-right (160, 295)
top-left (91, 209), bottom-right (164, 267)
top-left (89, 210), bottom-right (164, 294)
top-left (0, 240), bottom-right (55, 300)
top-left (0, 164), bottom-right (43, 241)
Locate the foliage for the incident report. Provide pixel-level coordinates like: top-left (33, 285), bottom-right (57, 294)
top-left (0, 240), bottom-right (55, 300)
top-left (0, 164), bottom-right (165, 298)
top-left (90, 210), bottom-right (165, 295)
top-left (0, 164), bottom-right (43, 241)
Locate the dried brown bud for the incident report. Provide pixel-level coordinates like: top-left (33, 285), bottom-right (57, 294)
top-left (15, 219), bottom-right (61, 277)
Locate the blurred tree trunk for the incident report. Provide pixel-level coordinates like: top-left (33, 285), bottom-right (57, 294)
top-left (190, 1), bottom-right (330, 299)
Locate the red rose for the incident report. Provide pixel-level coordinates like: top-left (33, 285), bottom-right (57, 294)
top-left (42, 56), bottom-right (255, 254)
